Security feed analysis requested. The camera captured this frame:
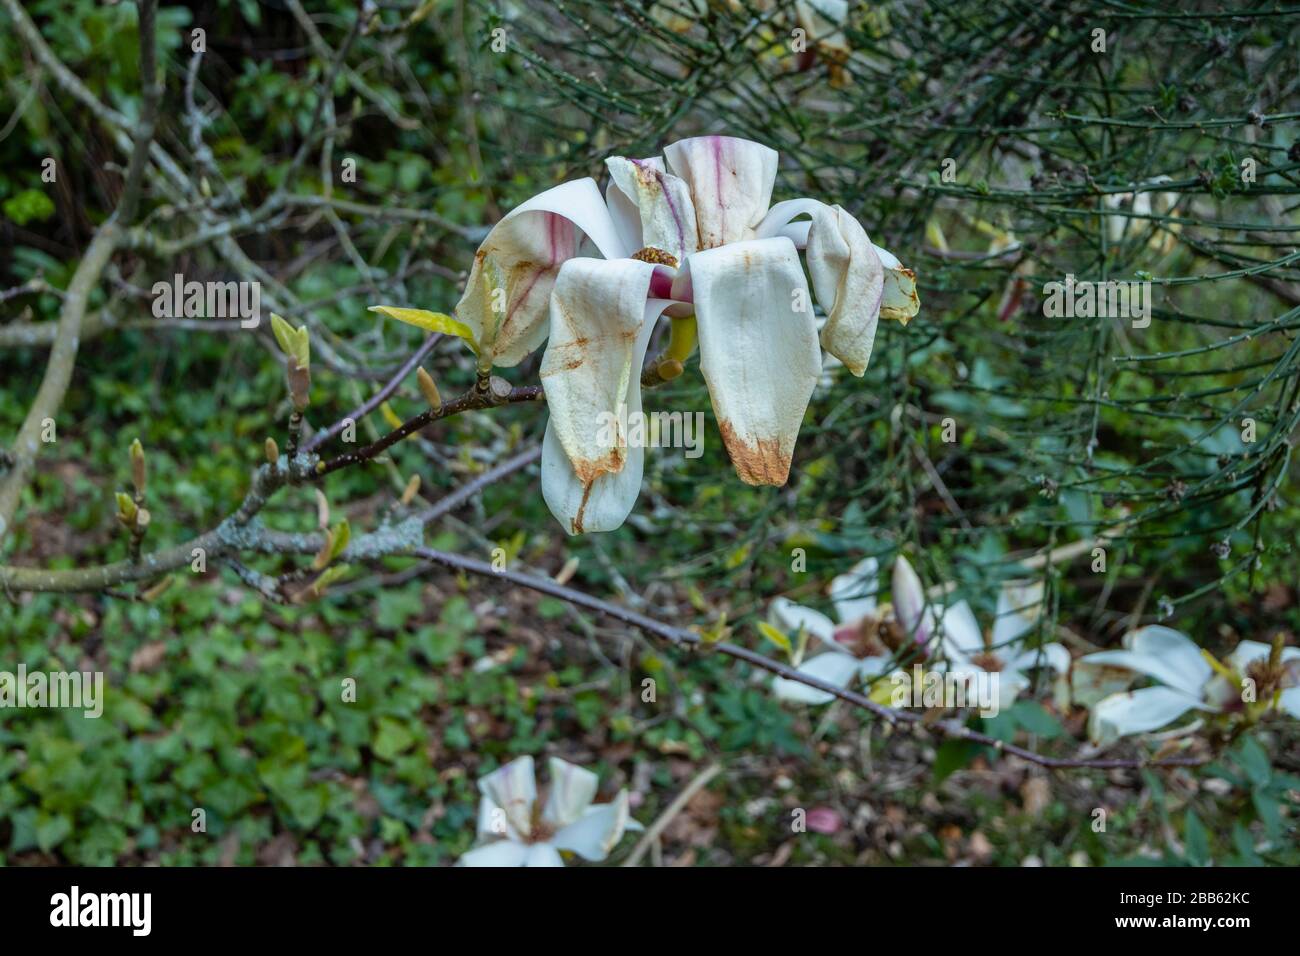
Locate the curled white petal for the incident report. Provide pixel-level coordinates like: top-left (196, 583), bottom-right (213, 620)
top-left (454, 179), bottom-right (627, 367)
top-left (550, 791), bottom-right (634, 861)
top-left (759, 198), bottom-right (884, 376)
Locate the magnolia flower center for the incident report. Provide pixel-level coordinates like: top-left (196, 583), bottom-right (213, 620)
top-left (834, 618), bottom-right (888, 658)
top-left (971, 651), bottom-right (1004, 672)
top-left (630, 246), bottom-right (679, 268)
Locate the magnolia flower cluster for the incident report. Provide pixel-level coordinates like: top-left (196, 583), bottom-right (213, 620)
top-left (1075, 627), bottom-right (1300, 743)
top-left (458, 755), bottom-right (640, 867)
top-left (450, 134), bottom-right (919, 535)
top-left (768, 555), bottom-right (1067, 710)
top-left (766, 557), bottom-right (1299, 746)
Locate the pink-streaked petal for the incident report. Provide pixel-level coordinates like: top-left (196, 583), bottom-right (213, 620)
top-left (663, 135), bottom-right (778, 249)
top-left (606, 156), bottom-right (698, 264)
top-left (454, 179), bottom-right (627, 368)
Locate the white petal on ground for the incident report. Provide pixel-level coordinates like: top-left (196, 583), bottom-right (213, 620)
top-left (541, 757), bottom-right (599, 829)
top-left (1279, 687), bottom-right (1300, 719)
top-left (829, 556), bottom-right (879, 624)
top-left (457, 839), bottom-right (531, 867)
top-left (769, 596), bottom-right (837, 645)
top-left (1079, 626), bottom-right (1211, 697)
top-left (1088, 685), bottom-right (1209, 744)
top-left (522, 843), bottom-right (566, 867)
top-left (606, 156), bottom-right (698, 264)
top-left (540, 297), bottom-right (675, 534)
top-left (1005, 642), bottom-right (1071, 677)
top-left (540, 257), bottom-right (659, 487)
top-left (759, 198), bottom-right (884, 375)
top-left (685, 236), bottom-right (821, 485)
top-left (1226, 639), bottom-right (1300, 673)
top-left (772, 650), bottom-right (863, 705)
top-left (939, 599), bottom-right (984, 661)
top-left (663, 135), bottom-right (778, 248)
top-left (550, 791), bottom-right (633, 861)
top-left (992, 578), bottom-right (1045, 650)
top-left (454, 178), bottom-right (629, 367)
top-left (477, 755), bottom-right (538, 839)
top-left (476, 794), bottom-right (520, 842)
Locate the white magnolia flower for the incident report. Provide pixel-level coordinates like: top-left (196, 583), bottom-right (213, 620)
top-left (1078, 628), bottom-right (1299, 744)
top-left (451, 134), bottom-right (919, 534)
top-left (769, 557), bottom-right (896, 704)
top-left (458, 755), bottom-right (640, 866)
top-left (934, 577), bottom-right (1070, 710)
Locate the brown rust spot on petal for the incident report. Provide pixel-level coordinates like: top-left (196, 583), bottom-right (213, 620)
top-left (716, 419), bottom-right (790, 486)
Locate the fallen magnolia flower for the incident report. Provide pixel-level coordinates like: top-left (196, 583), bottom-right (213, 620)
top-left (766, 555), bottom-right (942, 705)
top-left (458, 755), bottom-right (640, 867)
top-left (416, 134), bottom-right (917, 534)
top-left (931, 576), bottom-right (1070, 710)
top-left (767, 557), bottom-right (896, 704)
top-left (1076, 628), bottom-right (1299, 744)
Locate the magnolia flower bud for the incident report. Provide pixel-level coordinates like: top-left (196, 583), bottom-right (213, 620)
top-left (129, 439), bottom-right (146, 497)
top-left (264, 437), bottom-right (279, 465)
top-left (416, 367), bottom-right (442, 412)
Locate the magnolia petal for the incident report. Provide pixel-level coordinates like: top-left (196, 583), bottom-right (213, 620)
top-left (523, 843), bottom-right (567, 867)
top-left (829, 556), bottom-right (879, 624)
top-left (1279, 688), bottom-right (1300, 719)
top-left (992, 578), bottom-right (1045, 651)
top-left (769, 596), bottom-right (838, 646)
top-left (664, 135), bottom-right (778, 249)
top-left (891, 556), bottom-right (932, 646)
top-left (1006, 641), bottom-right (1071, 677)
top-left (795, 0), bottom-right (851, 61)
top-left (476, 795), bottom-right (518, 842)
top-left (540, 298), bottom-right (673, 534)
top-left (1088, 686), bottom-right (1207, 744)
top-left (541, 757), bottom-right (600, 829)
top-left (873, 244), bottom-right (921, 325)
top-left (551, 792), bottom-right (633, 861)
top-left (477, 755), bottom-right (537, 838)
top-left (939, 599), bottom-right (984, 662)
top-left (606, 156), bottom-right (698, 264)
top-left (540, 257), bottom-right (659, 486)
top-left (1226, 639), bottom-right (1300, 673)
top-left (686, 237), bottom-right (820, 485)
top-left (772, 650), bottom-right (863, 704)
top-left (759, 198), bottom-right (884, 376)
top-left (458, 839), bottom-right (530, 867)
top-left (1127, 626), bottom-right (1212, 696)
top-left (454, 179), bottom-right (627, 368)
